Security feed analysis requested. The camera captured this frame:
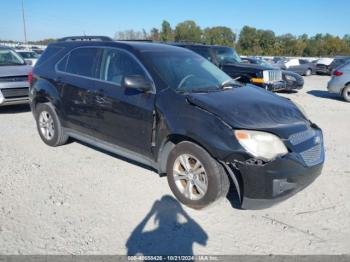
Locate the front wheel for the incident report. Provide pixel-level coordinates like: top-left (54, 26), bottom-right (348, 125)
top-left (342, 85), bottom-right (350, 102)
top-left (35, 103), bottom-right (69, 147)
top-left (305, 69), bottom-right (312, 76)
top-left (166, 141), bottom-right (230, 209)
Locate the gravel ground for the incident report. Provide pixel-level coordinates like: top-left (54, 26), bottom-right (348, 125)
top-left (0, 75), bottom-right (349, 255)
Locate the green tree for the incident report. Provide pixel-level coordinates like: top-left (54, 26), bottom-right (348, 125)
top-left (160, 20), bottom-right (174, 41)
top-left (150, 28), bottom-right (160, 41)
top-left (174, 20), bottom-right (202, 42)
top-left (237, 26), bottom-right (262, 55)
top-left (203, 26), bottom-right (235, 46)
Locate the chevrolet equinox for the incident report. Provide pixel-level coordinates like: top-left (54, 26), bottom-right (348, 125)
top-left (29, 36), bottom-right (325, 209)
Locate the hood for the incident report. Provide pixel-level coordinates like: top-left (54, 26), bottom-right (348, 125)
top-left (186, 85), bottom-right (309, 138)
top-left (0, 65), bottom-right (32, 77)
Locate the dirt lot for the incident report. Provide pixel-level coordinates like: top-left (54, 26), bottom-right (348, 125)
top-left (0, 75), bottom-right (349, 255)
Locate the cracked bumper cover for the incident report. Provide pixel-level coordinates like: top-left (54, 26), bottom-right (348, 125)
top-left (235, 153), bottom-right (324, 210)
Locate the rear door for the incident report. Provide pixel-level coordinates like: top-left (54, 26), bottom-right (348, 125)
top-left (93, 47), bottom-right (155, 158)
top-left (57, 47), bottom-right (103, 136)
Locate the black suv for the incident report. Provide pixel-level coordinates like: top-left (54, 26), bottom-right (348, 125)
top-left (171, 43), bottom-right (285, 91)
top-left (30, 36), bottom-right (324, 209)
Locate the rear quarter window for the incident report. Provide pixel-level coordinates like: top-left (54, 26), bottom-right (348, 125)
top-left (35, 46), bottom-right (64, 67)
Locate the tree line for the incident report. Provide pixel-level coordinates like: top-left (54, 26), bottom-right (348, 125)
top-left (3, 19), bottom-right (349, 57)
top-left (114, 20), bottom-right (350, 57)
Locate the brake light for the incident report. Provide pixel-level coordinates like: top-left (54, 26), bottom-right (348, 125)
top-left (28, 71), bottom-right (33, 85)
top-left (333, 70), bottom-right (343, 76)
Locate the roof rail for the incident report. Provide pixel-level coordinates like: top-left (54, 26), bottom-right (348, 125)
top-left (57, 36), bottom-right (113, 42)
top-left (117, 39), bottom-right (153, 42)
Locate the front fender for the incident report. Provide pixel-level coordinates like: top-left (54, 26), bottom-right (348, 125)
top-left (155, 89), bottom-right (243, 168)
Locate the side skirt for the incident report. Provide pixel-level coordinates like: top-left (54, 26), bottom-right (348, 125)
top-left (65, 128), bottom-right (158, 170)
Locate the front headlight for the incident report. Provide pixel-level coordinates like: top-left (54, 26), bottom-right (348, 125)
top-left (235, 130), bottom-right (288, 161)
top-left (285, 74), bottom-right (296, 81)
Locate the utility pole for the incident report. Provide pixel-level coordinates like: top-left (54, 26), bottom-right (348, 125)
top-left (21, 0), bottom-right (27, 44)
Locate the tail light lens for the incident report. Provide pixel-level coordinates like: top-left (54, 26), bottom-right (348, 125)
top-left (333, 70), bottom-right (343, 76)
top-left (28, 70), bottom-right (33, 85)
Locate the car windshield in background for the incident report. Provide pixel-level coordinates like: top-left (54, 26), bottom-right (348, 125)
top-left (146, 51), bottom-right (233, 93)
top-left (215, 47), bottom-right (242, 64)
top-left (0, 49), bottom-right (25, 66)
top-left (19, 52), bottom-right (39, 59)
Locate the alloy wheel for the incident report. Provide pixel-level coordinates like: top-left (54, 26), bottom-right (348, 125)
top-left (39, 111), bottom-right (55, 140)
top-left (173, 154), bottom-right (208, 200)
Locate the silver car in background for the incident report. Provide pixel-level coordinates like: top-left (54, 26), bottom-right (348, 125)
top-left (0, 46), bottom-right (31, 106)
top-left (327, 61), bottom-right (350, 102)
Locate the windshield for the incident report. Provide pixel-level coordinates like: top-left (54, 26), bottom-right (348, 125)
top-left (0, 49), bottom-right (25, 66)
top-left (18, 51), bottom-right (39, 59)
top-left (215, 47), bottom-right (242, 64)
top-left (146, 51), bottom-right (234, 92)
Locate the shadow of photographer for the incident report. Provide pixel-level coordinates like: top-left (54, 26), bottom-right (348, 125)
top-left (126, 195), bottom-right (208, 257)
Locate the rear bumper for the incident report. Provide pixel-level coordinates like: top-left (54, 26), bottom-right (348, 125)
top-left (327, 77), bottom-right (344, 94)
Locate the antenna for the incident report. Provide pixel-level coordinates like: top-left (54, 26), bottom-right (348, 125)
top-left (21, 0), bottom-right (27, 44)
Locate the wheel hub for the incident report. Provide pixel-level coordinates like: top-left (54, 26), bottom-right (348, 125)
top-left (173, 154), bottom-right (208, 200)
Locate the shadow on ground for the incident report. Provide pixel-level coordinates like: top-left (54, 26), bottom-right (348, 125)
top-left (0, 104), bottom-right (30, 114)
top-left (126, 195), bottom-right (208, 257)
top-left (307, 90), bottom-right (344, 101)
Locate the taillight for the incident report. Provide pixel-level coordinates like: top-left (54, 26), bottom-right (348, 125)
top-left (333, 70), bottom-right (343, 76)
top-left (28, 71), bottom-right (33, 85)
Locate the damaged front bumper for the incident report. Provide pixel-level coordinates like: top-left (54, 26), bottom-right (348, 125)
top-left (225, 128), bottom-right (325, 210)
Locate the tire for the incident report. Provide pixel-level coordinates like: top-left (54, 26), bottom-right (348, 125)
top-left (305, 69), bottom-right (312, 76)
top-left (342, 85), bottom-right (350, 102)
top-left (35, 103), bottom-right (68, 147)
top-left (166, 141), bottom-right (230, 209)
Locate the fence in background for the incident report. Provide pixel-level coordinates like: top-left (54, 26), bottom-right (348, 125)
top-left (0, 42), bottom-right (47, 50)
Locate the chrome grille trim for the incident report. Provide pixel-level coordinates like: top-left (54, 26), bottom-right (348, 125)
top-left (263, 70), bottom-right (282, 83)
top-left (300, 144), bottom-right (323, 167)
top-left (289, 129), bottom-right (316, 145)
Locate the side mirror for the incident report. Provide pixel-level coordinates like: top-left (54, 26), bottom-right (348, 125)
top-left (122, 75), bottom-right (153, 92)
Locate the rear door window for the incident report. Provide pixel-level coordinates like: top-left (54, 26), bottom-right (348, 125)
top-left (65, 47), bottom-right (102, 78)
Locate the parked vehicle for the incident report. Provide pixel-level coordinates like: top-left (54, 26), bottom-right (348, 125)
top-left (15, 50), bottom-right (40, 66)
top-left (327, 61), bottom-right (350, 102)
top-left (241, 57), bottom-right (304, 91)
top-left (0, 46), bottom-right (31, 106)
top-left (30, 36), bottom-right (324, 209)
top-left (328, 56), bottom-right (350, 75)
top-left (276, 58), bottom-right (316, 76)
top-left (315, 58), bottom-right (334, 75)
top-left (171, 43), bottom-right (285, 91)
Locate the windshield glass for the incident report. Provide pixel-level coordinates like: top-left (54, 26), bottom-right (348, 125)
top-left (0, 49), bottom-right (25, 66)
top-left (19, 51), bottom-right (39, 59)
top-left (146, 51), bottom-right (233, 92)
top-left (215, 47), bottom-right (242, 64)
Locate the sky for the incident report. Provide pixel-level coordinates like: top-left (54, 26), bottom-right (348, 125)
top-left (0, 0), bottom-right (349, 41)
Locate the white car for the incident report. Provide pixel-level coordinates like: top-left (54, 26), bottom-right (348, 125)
top-left (15, 50), bottom-right (39, 66)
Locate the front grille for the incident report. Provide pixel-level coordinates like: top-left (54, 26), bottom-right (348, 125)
top-left (0, 75), bottom-right (28, 82)
top-left (263, 70), bottom-right (282, 83)
top-left (300, 144), bottom-right (323, 167)
top-left (1, 87), bottom-right (29, 98)
top-left (289, 129), bottom-right (316, 145)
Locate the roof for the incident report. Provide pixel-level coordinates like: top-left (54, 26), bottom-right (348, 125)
top-left (49, 39), bottom-right (189, 53)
